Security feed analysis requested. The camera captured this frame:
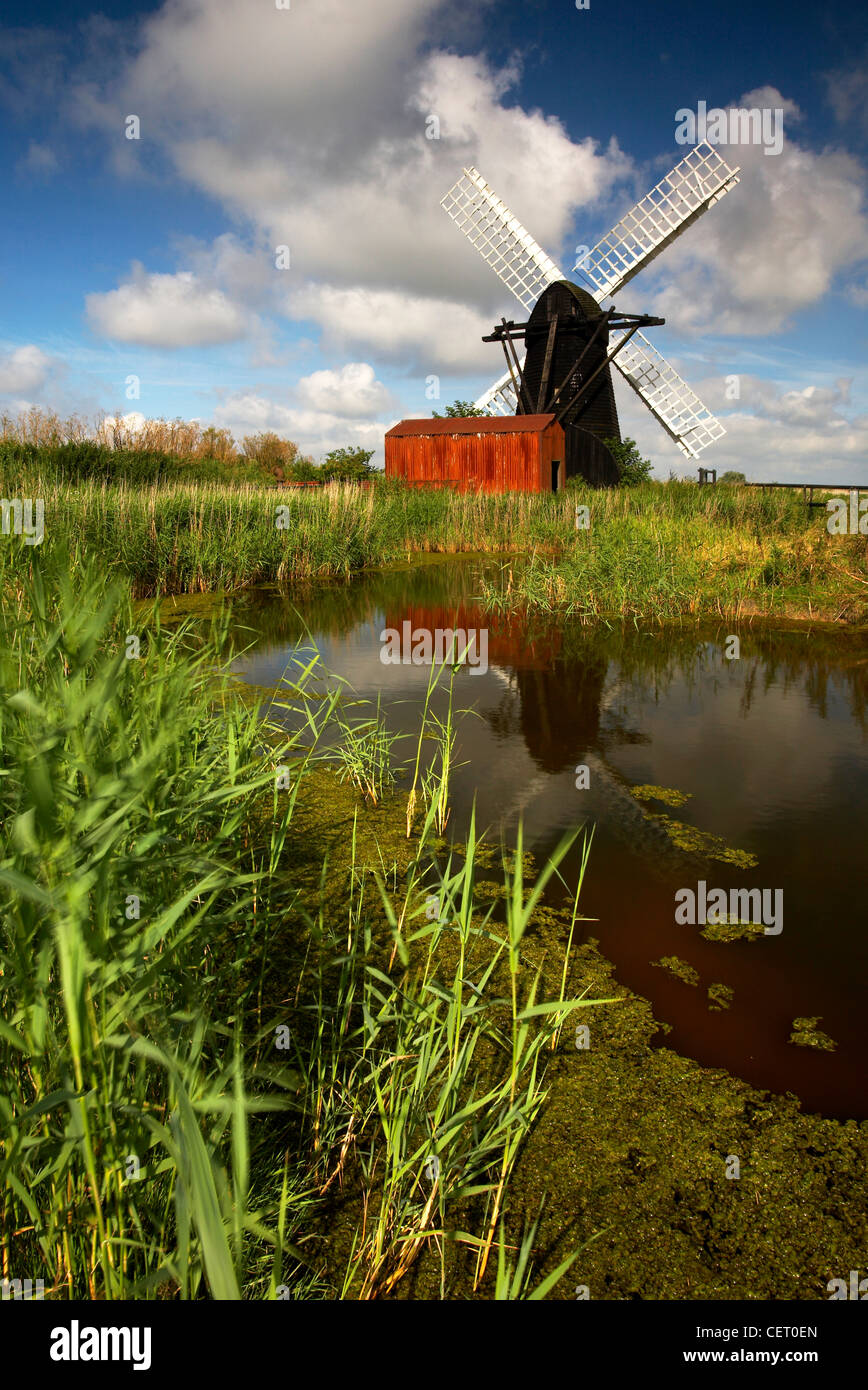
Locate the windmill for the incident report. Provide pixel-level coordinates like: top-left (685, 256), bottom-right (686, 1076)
top-left (441, 141), bottom-right (740, 485)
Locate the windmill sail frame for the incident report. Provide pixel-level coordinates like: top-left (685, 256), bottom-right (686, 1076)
top-left (576, 142), bottom-right (741, 303)
top-left (440, 167), bottom-right (564, 313)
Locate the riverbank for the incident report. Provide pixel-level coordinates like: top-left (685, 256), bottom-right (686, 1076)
top-left (478, 486), bottom-right (868, 624)
top-left (5, 463), bottom-right (867, 620)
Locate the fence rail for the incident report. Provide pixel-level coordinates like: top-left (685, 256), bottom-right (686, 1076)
top-left (697, 471), bottom-right (868, 508)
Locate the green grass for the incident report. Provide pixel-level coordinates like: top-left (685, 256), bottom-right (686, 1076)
top-left (3, 469), bottom-right (866, 1299)
top-left (2, 453), bottom-right (864, 618)
top-left (0, 542), bottom-right (602, 1300)
top-left (481, 481), bottom-right (868, 622)
top-left (0, 438), bottom-right (277, 487)
top-left (0, 468), bottom-right (573, 593)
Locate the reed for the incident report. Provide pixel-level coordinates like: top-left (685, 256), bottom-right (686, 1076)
top-left (2, 458), bottom-right (863, 618)
top-left (493, 1217), bottom-right (580, 1300)
top-left (480, 482), bottom-right (868, 622)
top-left (0, 542), bottom-right (607, 1299)
top-left (0, 547), bottom-right (315, 1299)
top-left (334, 696), bottom-right (399, 806)
top-left (322, 804), bottom-right (609, 1298)
top-left (0, 407), bottom-right (236, 460)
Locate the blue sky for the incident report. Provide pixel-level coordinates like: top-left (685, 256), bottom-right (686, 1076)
top-left (1, 0), bottom-right (866, 478)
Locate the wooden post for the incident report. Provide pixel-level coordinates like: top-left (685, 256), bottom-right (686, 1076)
top-left (501, 319), bottom-right (534, 415)
top-left (536, 315), bottom-right (559, 413)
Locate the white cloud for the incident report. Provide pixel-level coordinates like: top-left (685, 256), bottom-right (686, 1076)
top-left (178, 233), bottom-right (277, 309)
top-left (289, 284), bottom-right (497, 373)
top-left (0, 344), bottom-right (54, 394)
top-left (86, 265), bottom-right (254, 348)
top-left (97, 411), bottom-right (147, 439)
top-left (212, 392), bottom-right (390, 464)
top-left (76, 0), bottom-right (628, 372)
top-left (614, 369), bottom-right (868, 483)
top-left (296, 362), bottom-right (394, 418)
top-left (824, 54), bottom-right (868, 137)
top-left (168, 49), bottom-right (626, 309)
top-left (699, 375), bottom-right (857, 427)
top-left (691, 413), bottom-right (868, 480)
top-left (848, 279), bottom-right (868, 308)
top-left (17, 141), bottom-right (58, 177)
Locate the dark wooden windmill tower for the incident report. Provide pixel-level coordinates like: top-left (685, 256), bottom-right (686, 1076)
top-left (441, 143), bottom-right (742, 486)
top-left (484, 280), bottom-right (665, 485)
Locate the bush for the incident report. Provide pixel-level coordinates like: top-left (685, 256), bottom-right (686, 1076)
top-left (603, 437), bottom-right (654, 487)
top-left (285, 456), bottom-right (321, 483)
top-left (320, 447), bottom-right (377, 482)
top-left (432, 400), bottom-right (491, 418)
top-left (240, 431), bottom-right (305, 480)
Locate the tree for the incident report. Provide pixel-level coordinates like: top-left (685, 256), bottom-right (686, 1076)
top-left (285, 455), bottom-right (320, 482)
top-left (241, 431), bottom-right (301, 480)
top-left (432, 400), bottom-right (491, 418)
top-left (719, 470), bottom-right (747, 485)
top-left (320, 446), bottom-right (377, 482)
top-left (603, 436), bottom-right (654, 486)
top-left (198, 426), bottom-right (237, 463)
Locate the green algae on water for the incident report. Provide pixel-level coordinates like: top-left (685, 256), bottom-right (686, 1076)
top-left (652, 955), bottom-right (700, 986)
top-left (708, 982), bottom-right (735, 1011)
top-left (503, 939), bottom-right (868, 1303)
top-left (789, 1016), bottom-right (837, 1051)
top-left (474, 879), bottom-right (507, 901)
top-left (474, 843), bottom-right (536, 877)
top-left (630, 784), bottom-right (692, 808)
top-left (700, 918), bottom-right (765, 943)
top-left (648, 814), bottom-right (759, 868)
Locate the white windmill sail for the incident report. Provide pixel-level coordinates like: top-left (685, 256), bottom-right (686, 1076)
top-left (475, 366), bottom-right (521, 416)
top-left (440, 167), bottom-right (564, 314)
top-left (611, 330), bottom-right (725, 458)
top-left (576, 142), bottom-right (740, 303)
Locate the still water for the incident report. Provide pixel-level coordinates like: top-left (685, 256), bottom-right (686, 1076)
top-left (232, 556), bottom-right (868, 1118)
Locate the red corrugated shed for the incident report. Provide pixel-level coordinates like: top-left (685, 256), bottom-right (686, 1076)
top-left (385, 415), bottom-right (566, 493)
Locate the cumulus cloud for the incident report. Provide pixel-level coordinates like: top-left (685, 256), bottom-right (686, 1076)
top-left (295, 363), bottom-right (394, 418)
top-left (289, 284), bottom-right (497, 374)
top-left (696, 374), bottom-right (856, 427)
top-left (0, 344), bottom-right (54, 394)
top-left (72, 0), bottom-right (628, 372)
top-left (170, 49), bottom-right (626, 309)
top-left (177, 233), bottom-right (278, 310)
top-left (824, 53), bottom-right (868, 137)
top-left (212, 392), bottom-right (391, 464)
top-left (97, 410), bottom-right (147, 439)
top-left (86, 265), bottom-right (254, 347)
top-left (613, 369), bottom-right (868, 483)
top-left (848, 280), bottom-right (868, 308)
top-left (690, 413), bottom-right (868, 480)
top-left (17, 141), bottom-right (58, 177)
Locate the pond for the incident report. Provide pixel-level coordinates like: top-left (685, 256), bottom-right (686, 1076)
top-left (232, 555), bottom-right (868, 1119)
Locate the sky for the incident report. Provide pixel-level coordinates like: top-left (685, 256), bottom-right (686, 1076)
top-left (0, 0), bottom-right (866, 479)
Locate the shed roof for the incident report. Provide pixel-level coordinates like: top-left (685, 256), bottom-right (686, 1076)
top-left (386, 414), bottom-right (557, 438)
